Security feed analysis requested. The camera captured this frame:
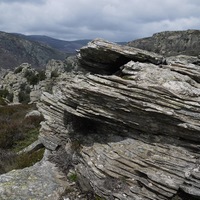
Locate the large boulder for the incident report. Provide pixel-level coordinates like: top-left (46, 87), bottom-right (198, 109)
top-left (77, 38), bottom-right (164, 74)
top-left (36, 39), bottom-right (200, 199)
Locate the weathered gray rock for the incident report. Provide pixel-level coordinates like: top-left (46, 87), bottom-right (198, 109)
top-left (0, 159), bottom-right (69, 200)
top-left (166, 55), bottom-right (200, 66)
top-left (165, 55), bottom-right (200, 83)
top-left (78, 38), bottom-right (164, 74)
top-left (43, 62), bottom-right (200, 141)
top-left (18, 139), bottom-right (43, 154)
top-left (45, 59), bottom-right (65, 79)
top-left (37, 60), bottom-right (200, 199)
top-left (64, 56), bottom-right (84, 72)
top-left (75, 133), bottom-right (200, 200)
top-left (25, 110), bottom-right (42, 118)
top-left (0, 60), bottom-right (68, 103)
top-left (29, 40), bottom-right (200, 199)
top-left (30, 90), bottom-right (42, 103)
top-left (128, 29), bottom-right (200, 57)
top-left (0, 63), bottom-right (30, 103)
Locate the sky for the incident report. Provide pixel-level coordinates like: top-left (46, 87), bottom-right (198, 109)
top-left (0, 0), bottom-right (200, 42)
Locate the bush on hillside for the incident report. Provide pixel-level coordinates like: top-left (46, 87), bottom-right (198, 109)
top-left (0, 104), bottom-right (43, 149)
top-left (18, 90), bottom-right (30, 104)
top-left (0, 89), bottom-right (9, 98)
top-left (37, 69), bottom-right (46, 81)
top-left (0, 103), bottom-right (44, 174)
top-left (0, 148), bottom-right (44, 174)
top-left (0, 89), bottom-right (13, 103)
top-left (14, 66), bottom-right (23, 74)
top-left (50, 69), bottom-right (59, 78)
top-left (0, 120), bottom-right (23, 149)
top-left (0, 97), bottom-right (7, 105)
top-left (24, 70), bottom-right (39, 85)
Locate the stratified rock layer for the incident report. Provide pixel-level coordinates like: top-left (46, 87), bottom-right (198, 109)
top-left (1, 38), bottom-right (199, 199)
top-left (78, 38), bottom-right (164, 74)
top-left (37, 39), bottom-right (200, 199)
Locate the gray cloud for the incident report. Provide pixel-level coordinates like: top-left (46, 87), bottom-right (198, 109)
top-left (0, 0), bottom-right (45, 4)
top-left (0, 0), bottom-right (200, 42)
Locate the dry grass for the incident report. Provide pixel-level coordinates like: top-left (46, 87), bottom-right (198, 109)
top-left (0, 103), bottom-right (44, 174)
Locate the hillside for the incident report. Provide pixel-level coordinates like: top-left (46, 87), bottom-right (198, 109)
top-left (0, 31), bottom-right (66, 69)
top-left (14, 34), bottom-right (91, 53)
top-left (128, 29), bottom-right (200, 56)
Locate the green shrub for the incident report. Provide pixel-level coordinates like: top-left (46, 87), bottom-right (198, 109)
top-left (19, 83), bottom-right (32, 104)
top-left (0, 97), bottom-right (7, 105)
top-left (68, 173), bottom-right (78, 182)
top-left (45, 81), bottom-right (54, 94)
top-left (0, 120), bottom-right (23, 149)
top-left (0, 89), bottom-right (13, 103)
top-left (0, 104), bottom-right (42, 150)
top-left (15, 148), bottom-right (45, 169)
top-left (20, 83), bottom-right (31, 93)
top-left (0, 103), bottom-right (44, 173)
top-left (0, 149), bottom-right (17, 174)
top-left (37, 69), bottom-right (46, 81)
top-left (95, 195), bottom-right (106, 200)
top-left (7, 92), bottom-right (13, 102)
top-left (0, 89), bottom-right (9, 98)
top-left (18, 90), bottom-right (30, 103)
top-left (24, 70), bottom-right (39, 85)
top-left (14, 66), bottom-right (23, 74)
top-left (51, 70), bottom-right (59, 78)
top-left (0, 148), bottom-right (45, 174)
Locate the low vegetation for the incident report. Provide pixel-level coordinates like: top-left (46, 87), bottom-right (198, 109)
top-left (14, 66), bottom-right (23, 74)
top-left (0, 103), bottom-right (44, 174)
top-left (0, 89), bottom-right (13, 103)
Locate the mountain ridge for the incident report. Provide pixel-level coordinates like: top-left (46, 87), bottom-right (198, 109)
top-left (128, 29), bottom-right (200, 57)
top-left (13, 33), bottom-right (91, 53)
top-left (0, 31), bottom-right (67, 69)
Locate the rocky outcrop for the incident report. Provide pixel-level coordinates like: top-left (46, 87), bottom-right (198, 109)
top-left (0, 57), bottom-right (79, 104)
top-left (78, 38), bottom-right (164, 74)
top-left (0, 63), bottom-right (41, 103)
top-left (35, 39), bottom-right (200, 199)
top-left (0, 38), bottom-right (199, 199)
top-left (128, 30), bottom-right (200, 57)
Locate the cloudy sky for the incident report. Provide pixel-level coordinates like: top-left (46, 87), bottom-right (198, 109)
top-left (0, 0), bottom-right (200, 42)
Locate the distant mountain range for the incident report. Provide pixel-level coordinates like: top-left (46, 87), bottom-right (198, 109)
top-left (1, 29), bottom-right (199, 70)
top-left (128, 29), bottom-right (200, 57)
top-left (13, 33), bottom-right (91, 53)
top-left (0, 31), bottom-right (94, 69)
top-left (0, 31), bottom-right (127, 69)
top-left (0, 31), bottom-right (67, 69)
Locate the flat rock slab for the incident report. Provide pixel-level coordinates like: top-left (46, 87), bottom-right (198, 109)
top-left (0, 160), bottom-right (68, 200)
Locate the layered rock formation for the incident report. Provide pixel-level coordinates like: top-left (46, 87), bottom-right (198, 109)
top-left (37, 39), bottom-right (200, 199)
top-left (128, 30), bottom-right (200, 57)
top-left (0, 39), bottom-right (200, 199)
top-left (0, 56), bottom-right (79, 104)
